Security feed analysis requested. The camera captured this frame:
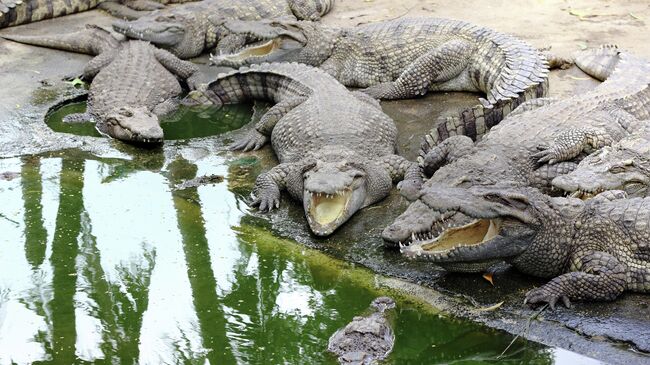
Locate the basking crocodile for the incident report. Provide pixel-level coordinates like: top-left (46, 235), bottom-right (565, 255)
top-left (3, 25), bottom-right (199, 144)
top-left (401, 185), bottom-right (650, 308)
top-left (212, 17), bottom-right (549, 142)
top-left (0, 0), bottom-right (197, 29)
top-left (186, 62), bottom-right (420, 236)
top-left (552, 133), bottom-right (650, 199)
top-left (383, 45), bottom-right (650, 247)
top-left (328, 297), bottom-right (396, 364)
top-left (112, 0), bottom-right (333, 59)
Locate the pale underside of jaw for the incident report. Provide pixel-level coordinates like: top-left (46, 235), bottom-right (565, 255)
top-left (222, 39), bottom-right (278, 62)
top-left (403, 218), bottom-right (501, 257)
top-left (309, 189), bottom-right (352, 227)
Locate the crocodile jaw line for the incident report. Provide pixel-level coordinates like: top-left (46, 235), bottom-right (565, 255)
top-left (419, 219), bottom-right (502, 253)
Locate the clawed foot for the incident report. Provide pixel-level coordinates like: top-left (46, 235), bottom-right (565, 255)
top-left (397, 178), bottom-right (423, 201)
top-left (250, 189), bottom-right (280, 212)
top-left (524, 286), bottom-right (571, 310)
top-left (532, 145), bottom-right (561, 165)
top-left (230, 130), bottom-right (268, 151)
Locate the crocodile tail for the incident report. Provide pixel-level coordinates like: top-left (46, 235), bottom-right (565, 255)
top-left (420, 74), bottom-right (549, 161)
top-left (419, 34), bottom-right (550, 161)
top-left (2, 24), bottom-right (119, 55)
top-left (0, 0), bottom-right (101, 28)
top-left (574, 44), bottom-right (621, 82)
top-left (200, 62), bottom-right (311, 106)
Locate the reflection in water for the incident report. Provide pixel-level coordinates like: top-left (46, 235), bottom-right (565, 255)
top-left (168, 157), bottom-right (237, 363)
top-left (0, 148), bottom-right (592, 364)
top-left (49, 158), bottom-right (84, 363)
top-left (20, 156), bottom-right (47, 268)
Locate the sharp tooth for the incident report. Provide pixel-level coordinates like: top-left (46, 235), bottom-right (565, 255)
top-left (411, 232), bottom-right (416, 241)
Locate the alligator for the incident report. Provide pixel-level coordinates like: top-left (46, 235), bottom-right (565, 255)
top-left (328, 297), bottom-right (396, 364)
top-left (185, 62), bottom-right (420, 236)
top-left (3, 24), bottom-right (199, 144)
top-left (401, 185), bottom-right (650, 308)
top-left (383, 45), bottom-right (650, 247)
top-left (211, 17), bottom-right (549, 143)
top-left (552, 133), bottom-right (650, 199)
top-left (112, 0), bottom-right (333, 59)
top-left (0, 0), bottom-right (197, 29)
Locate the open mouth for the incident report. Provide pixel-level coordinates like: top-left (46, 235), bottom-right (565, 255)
top-left (308, 189), bottom-right (351, 227)
top-left (568, 187), bottom-right (604, 200)
top-left (218, 39), bottom-right (279, 63)
top-left (401, 217), bottom-right (502, 259)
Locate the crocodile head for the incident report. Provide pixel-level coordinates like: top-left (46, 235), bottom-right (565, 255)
top-left (300, 155), bottom-right (392, 236)
top-left (397, 186), bottom-right (547, 272)
top-left (97, 106), bottom-right (163, 145)
top-left (113, 10), bottom-right (205, 59)
top-left (211, 19), bottom-right (338, 68)
top-left (553, 137), bottom-right (650, 199)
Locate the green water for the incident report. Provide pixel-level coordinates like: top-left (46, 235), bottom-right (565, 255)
top-left (45, 101), bottom-right (252, 140)
top-left (0, 106), bottom-right (598, 365)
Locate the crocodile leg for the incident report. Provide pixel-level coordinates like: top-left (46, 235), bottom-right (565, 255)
top-left (153, 48), bottom-right (200, 89)
top-left (533, 127), bottom-right (614, 165)
top-left (152, 98), bottom-right (179, 116)
top-left (83, 50), bottom-right (118, 79)
top-left (215, 33), bottom-right (248, 55)
top-left (525, 251), bottom-right (627, 308)
top-left (420, 135), bottom-right (474, 176)
top-left (231, 96), bottom-right (307, 151)
top-left (529, 161), bottom-right (578, 189)
top-left (379, 154), bottom-right (422, 201)
top-left (252, 162), bottom-right (301, 211)
top-left (361, 39), bottom-right (475, 100)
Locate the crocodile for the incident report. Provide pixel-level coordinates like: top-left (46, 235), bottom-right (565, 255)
top-left (327, 297), bottom-right (396, 364)
top-left (383, 45), bottom-right (650, 247)
top-left (185, 62), bottom-right (420, 236)
top-left (552, 133), bottom-right (650, 199)
top-left (3, 24), bottom-right (199, 144)
top-left (112, 0), bottom-right (333, 59)
top-left (0, 0), bottom-right (197, 29)
top-left (401, 185), bottom-right (650, 308)
top-left (211, 17), bottom-right (549, 143)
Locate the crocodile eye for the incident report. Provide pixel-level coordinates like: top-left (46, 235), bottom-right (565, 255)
top-left (609, 165), bottom-right (626, 174)
top-left (117, 109), bottom-right (133, 117)
top-left (484, 193), bottom-right (500, 201)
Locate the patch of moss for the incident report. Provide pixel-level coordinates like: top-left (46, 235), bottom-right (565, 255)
top-left (31, 87), bottom-right (60, 105)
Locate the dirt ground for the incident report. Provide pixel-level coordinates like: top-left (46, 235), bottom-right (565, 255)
top-left (1, 0), bottom-right (650, 363)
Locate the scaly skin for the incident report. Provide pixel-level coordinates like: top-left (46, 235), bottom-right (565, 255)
top-left (553, 133), bottom-right (650, 198)
top-left (187, 62), bottom-right (419, 236)
top-left (2, 25), bottom-right (199, 144)
top-left (401, 185), bottom-right (649, 308)
top-left (383, 45), bottom-right (650, 247)
top-left (212, 17), bottom-right (549, 143)
top-left (327, 297), bottom-right (396, 364)
top-left (112, 0), bottom-right (333, 59)
top-left (0, 0), bottom-right (199, 29)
